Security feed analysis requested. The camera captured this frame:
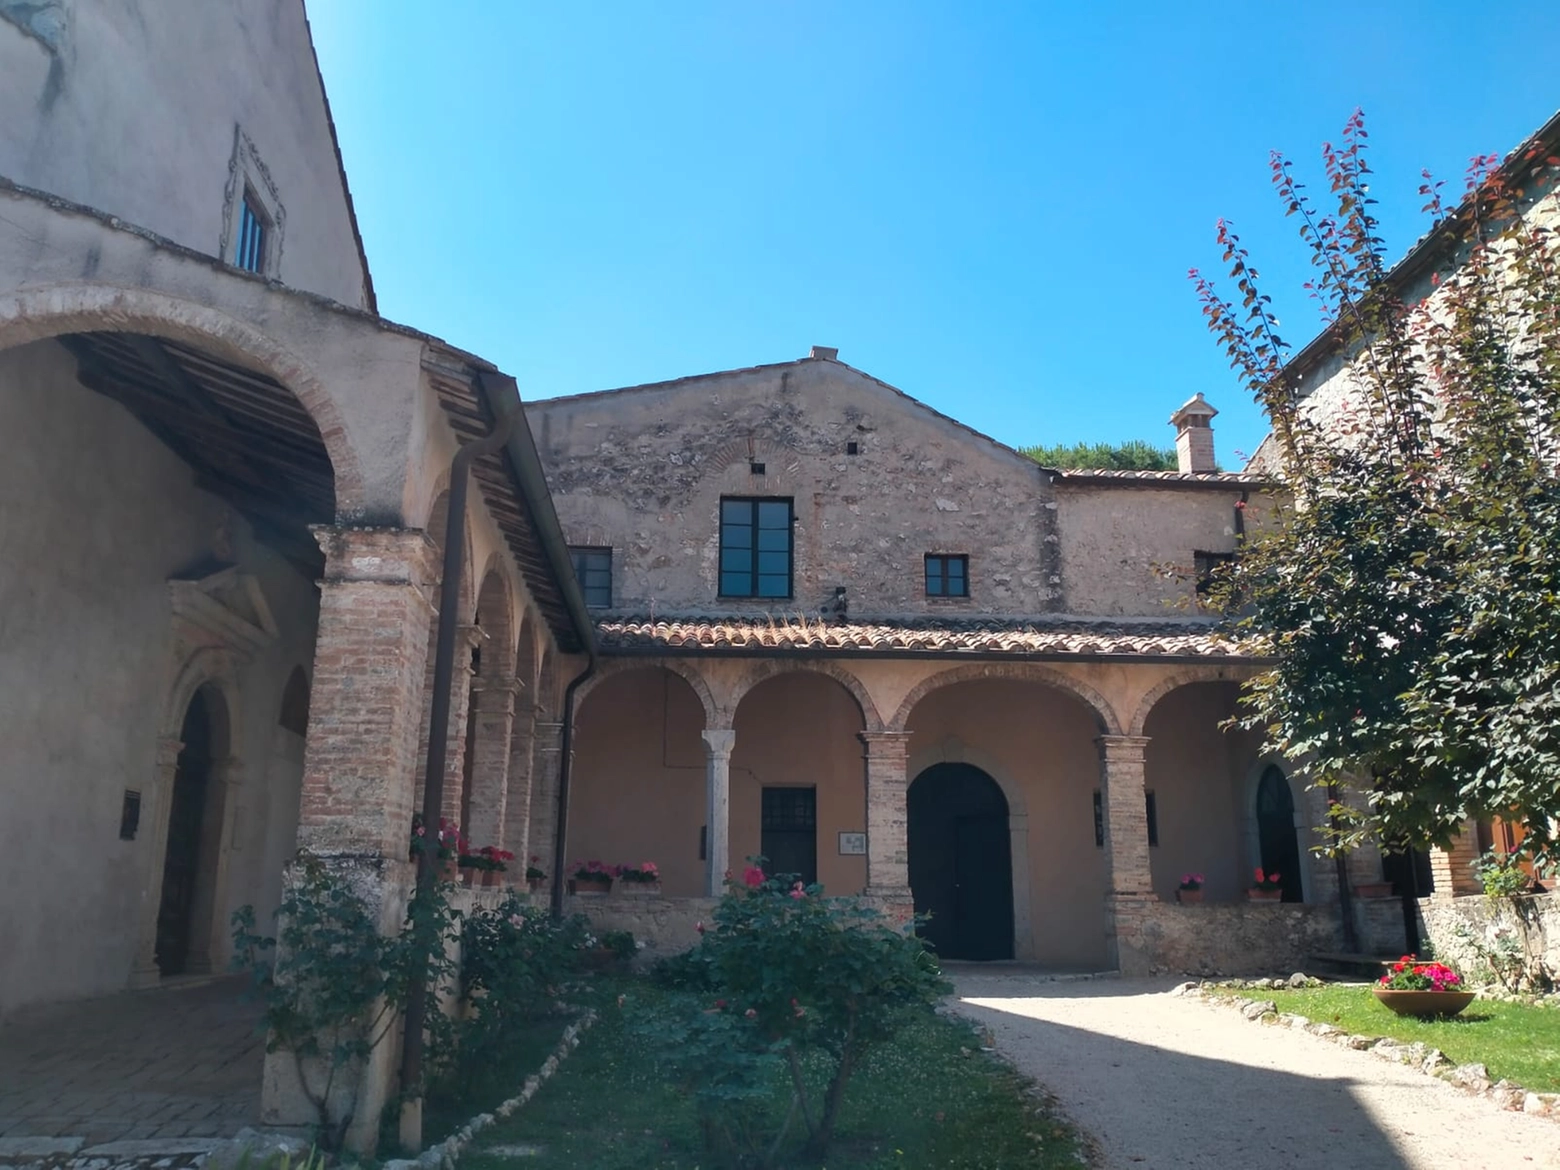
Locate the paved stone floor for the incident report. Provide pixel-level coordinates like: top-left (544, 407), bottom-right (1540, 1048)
top-left (0, 977), bottom-right (262, 1148)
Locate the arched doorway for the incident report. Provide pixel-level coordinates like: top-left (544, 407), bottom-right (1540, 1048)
top-left (156, 688), bottom-right (218, 976)
top-left (908, 763), bottom-right (1014, 960)
top-left (1255, 765), bottom-right (1303, 903)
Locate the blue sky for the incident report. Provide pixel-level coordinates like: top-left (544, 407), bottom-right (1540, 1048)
top-left (308, 1), bottom-right (1560, 467)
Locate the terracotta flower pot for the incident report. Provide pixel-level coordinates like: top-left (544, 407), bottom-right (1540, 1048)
top-left (1248, 888), bottom-right (1282, 902)
top-left (480, 868), bottom-right (501, 888)
top-left (527, 877), bottom-right (547, 895)
top-left (1177, 888), bottom-right (1204, 904)
top-left (570, 875), bottom-right (613, 895)
top-left (617, 881), bottom-right (661, 896)
top-left (1372, 988), bottom-right (1476, 1018)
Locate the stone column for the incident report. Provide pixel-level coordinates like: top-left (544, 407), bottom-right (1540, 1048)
top-left (464, 677), bottom-right (520, 853)
top-left (1098, 736), bottom-right (1154, 895)
top-left (859, 732), bottom-right (913, 898)
top-left (502, 701), bottom-right (538, 876)
top-left (129, 734), bottom-right (186, 988)
top-left (526, 721), bottom-right (565, 877)
top-left (1098, 735), bottom-right (1156, 975)
top-left (265, 526), bottom-right (435, 1153)
top-left (702, 729), bottom-right (736, 896)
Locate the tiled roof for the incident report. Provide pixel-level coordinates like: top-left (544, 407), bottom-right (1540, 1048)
top-left (595, 615), bottom-right (1261, 660)
top-left (1052, 469), bottom-right (1269, 486)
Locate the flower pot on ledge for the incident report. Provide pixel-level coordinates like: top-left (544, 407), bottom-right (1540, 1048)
top-left (570, 875), bottom-right (613, 895)
top-left (1176, 889), bottom-right (1204, 904)
top-left (616, 881), bottom-right (661, 896)
top-left (1248, 889), bottom-right (1282, 902)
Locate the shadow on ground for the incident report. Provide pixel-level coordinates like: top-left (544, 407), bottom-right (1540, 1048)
top-left (953, 977), bottom-right (1414, 1169)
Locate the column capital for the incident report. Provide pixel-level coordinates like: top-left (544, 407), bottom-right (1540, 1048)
top-left (702, 728), bottom-right (736, 758)
top-left (310, 525), bottom-right (439, 586)
top-left (155, 735), bottom-right (185, 769)
top-left (471, 676), bottom-right (524, 706)
top-left (1097, 734), bottom-right (1151, 761)
top-left (859, 730), bottom-right (913, 756)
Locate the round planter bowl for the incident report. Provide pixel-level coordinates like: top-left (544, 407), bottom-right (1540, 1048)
top-left (1372, 988), bottom-right (1476, 1018)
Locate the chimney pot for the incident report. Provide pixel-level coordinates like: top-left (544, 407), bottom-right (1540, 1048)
top-left (1169, 392), bottom-right (1218, 473)
top-left (809, 345), bottom-right (839, 361)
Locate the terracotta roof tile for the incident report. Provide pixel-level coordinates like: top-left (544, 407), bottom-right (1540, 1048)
top-left (1052, 469), bottom-right (1269, 485)
top-left (596, 615), bottom-right (1259, 660)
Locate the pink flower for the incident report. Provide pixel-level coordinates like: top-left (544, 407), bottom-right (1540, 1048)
top-left (695, 920), bottom-right (705, 935)
top-left (790, 881), bottom-right (805, 900)
top-left (744, 1008), bottom-right (757, 1019)
top-left (743, 865), bottom-right (765, 888)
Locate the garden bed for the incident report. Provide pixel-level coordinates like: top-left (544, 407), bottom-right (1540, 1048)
top-left (1209, 984), bottom-right (1560, 1092)
top-left (458, 983), bottom-right (1091, 1169)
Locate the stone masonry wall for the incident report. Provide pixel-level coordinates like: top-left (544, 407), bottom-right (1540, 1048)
top-left (1420, 894), bottom-right (1559, 986)
top-left (527, 356), bottom-right (1060, 619)
top-left (1114, 896), bottom-right (1345, 976)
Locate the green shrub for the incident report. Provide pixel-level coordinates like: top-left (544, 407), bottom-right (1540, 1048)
top-left (1476, 849), bottom-right (1535, 898)
top-left (638, 865), bottom-right (950, 1166)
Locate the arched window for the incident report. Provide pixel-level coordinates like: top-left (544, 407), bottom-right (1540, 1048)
top-left (1256, 765), bottom-right (1303, 902)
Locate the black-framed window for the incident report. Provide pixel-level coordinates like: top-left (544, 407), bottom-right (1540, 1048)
top-left (568, 546), bottom-right (612, 607)
top-left (237, 191), bottom-right (268, 273)
top-left (925, 554), bottom-right (969, 598)
top-left (1194, 550), bottom-right (1235, 597)
top-left (720, 497), bottom-right (793, 598)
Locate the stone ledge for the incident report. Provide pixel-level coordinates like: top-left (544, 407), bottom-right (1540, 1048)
top-left (1178, 978), bottom-right (1560, 1123)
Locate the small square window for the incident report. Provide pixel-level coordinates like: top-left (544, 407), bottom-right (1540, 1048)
top-left (924, 554), bottom-right (969, 598)
top-left (1194, 550), bottom-right (1235, 596)
top-left (750, 461), bottom-right (766, 475)
top-left (568, 546), bottom-right (612, 607)
top-left (846, 441), bottom-right (860, 455)
top-left (236, 191), bottom-right (268, 274)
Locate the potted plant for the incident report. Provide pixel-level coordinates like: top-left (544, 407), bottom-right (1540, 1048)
top-left (1248, 867), bottom-right (1283, 901)
top-left (581, 929), bottom-right (640, 971)
top-left (464, 845), bottom-right (514, 888)
top-left (568, 859), bottom-right (614, 895)
top-left (525, 856), bottom-right (547, 894)
top-left (1176, 873), bottom-right (1205, 904)
top-left (614, 861), bottom-right (660, 895)
top-left (1373, 956), bottom-right (1474, 1017)
top-left (411, 814), bottom-right (464, 883)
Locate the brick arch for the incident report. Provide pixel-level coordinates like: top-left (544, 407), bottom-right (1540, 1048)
top-left (0, 284), bottom-right (368, 517)
top-left (728, 660), bottom-right (883, 732)
top-left (474, 561), bottom-right (517, 679)
top-left (576, 658), bottom-right (719, 728)
top-left (422, 489), bottom-right (477, 623)
top-left (1126, 664), bottom-right (1252, 737)
top-left (514, 611), bottom-right (542, 698)
top-left (890, 662), bottom-right (1122, 736)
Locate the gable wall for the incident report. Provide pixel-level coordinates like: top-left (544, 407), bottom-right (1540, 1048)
top-left (526, 359), bottom-right (1061, 619)
top-left (0, 0), bottom-right (371, 308)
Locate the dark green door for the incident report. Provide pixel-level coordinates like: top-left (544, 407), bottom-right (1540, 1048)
top-left (908, 764), bottom-right (1013, 960)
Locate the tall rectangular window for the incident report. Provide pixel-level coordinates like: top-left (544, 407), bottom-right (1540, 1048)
top-left (925, 554), bottom-right (969, 598)
top-left (568, 546), bottom-right (612, 608)
top-left (761, 786), bottom-right (817, 886)
top-left (720, 497), bottom-right (793, 598)
top-left (237, 192), bottom-right (267, 274)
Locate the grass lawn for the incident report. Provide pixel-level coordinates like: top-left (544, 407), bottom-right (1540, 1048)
top-left (1215, 985), bottom-right (1560, 1092)
top-left (419, 1012), bottom-right (573, 1147)
top-left (459, 983), bottom-right (1089, 1169)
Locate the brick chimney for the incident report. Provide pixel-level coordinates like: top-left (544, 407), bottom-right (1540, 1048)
top-left (1169, 393), bottom-right (1218, 473)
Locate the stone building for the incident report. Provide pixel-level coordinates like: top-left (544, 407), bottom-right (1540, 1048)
top-left (525, 357), bottom-right (1345, 974)
top-left (0, 0), bottom-right (591, 1148)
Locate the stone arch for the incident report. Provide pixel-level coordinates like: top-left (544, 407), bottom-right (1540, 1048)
top-left (161, 647), bottom-right (244, 758)
top-left (577, 657), bottom-right (719, 729)
top-left (1127, 663), bottom-right (1251, 737)
top-left (728, 660), bottom-right (883, 731)
top-left (891, 662), bottom-right (1121, 735)
top-left (0, 284), bottom-right (368, 516)
top-left (422, 489), bottom-right (477, 624)
top-left (515, 611), bottom-right (541, 697)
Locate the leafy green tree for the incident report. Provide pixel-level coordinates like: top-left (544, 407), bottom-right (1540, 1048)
top-left (1019, 438), bottom-right (1181, 470)
top-left (1191, 111), bottom-right (1560, 866)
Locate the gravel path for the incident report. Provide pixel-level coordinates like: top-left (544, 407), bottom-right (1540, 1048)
top-left (950, 973), bottom-right (1559, 1170)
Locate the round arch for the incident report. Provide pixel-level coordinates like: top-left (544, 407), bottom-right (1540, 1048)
top-left (728, 660), bottom-right (883, 731)
top-left (578, 658), bottom-right (720, 729)
top-left (1127, 663), bottom-right (1252, 737)
top-left (891, 662), bottom-right (1122, 735)
top-left (0, 284), bottom-right (366, 515)
top-left (474, 564), bottom-right (518, 680)
top-left (160, 647), bottom-right (244, 759)
top-left (421, 489), bottom-right (477, 624)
